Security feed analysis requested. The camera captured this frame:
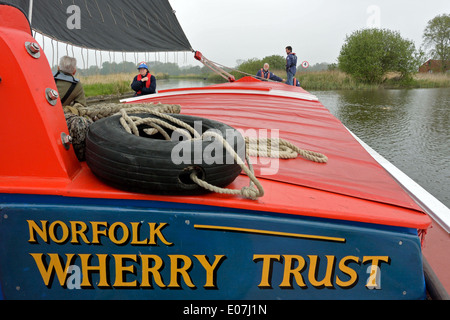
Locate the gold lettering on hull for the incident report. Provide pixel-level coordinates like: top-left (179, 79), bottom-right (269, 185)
top-left (26, 220), bottom-right (391, 291)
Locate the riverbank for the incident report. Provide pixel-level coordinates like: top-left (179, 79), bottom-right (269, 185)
top-left (275, 70), bottom-right (450, 91)
top-left (80, 70), bottom-right (450, 98)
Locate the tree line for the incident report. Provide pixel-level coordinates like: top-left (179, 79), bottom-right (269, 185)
top-left (76, 60), bottom-right (210, 77)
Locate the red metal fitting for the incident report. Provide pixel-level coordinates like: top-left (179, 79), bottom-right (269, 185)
top-left (194, 51), bottom-right (203, 61)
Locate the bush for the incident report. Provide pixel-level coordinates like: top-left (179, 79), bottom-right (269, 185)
top-left (338, 28), bottom-right (418, 83)
top-left (423, 14), bottom-right (450, 72)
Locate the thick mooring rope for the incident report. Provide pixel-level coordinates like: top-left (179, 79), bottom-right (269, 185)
top-left (119, 109), bottom-right (328, 200)
top-left (64, 102), bottom-right (181, 121)
top-left (245, 137), bottom-right (328, 163)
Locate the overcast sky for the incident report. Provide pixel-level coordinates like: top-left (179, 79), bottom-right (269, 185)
top-left (169, 0), bottom-right (449, 67)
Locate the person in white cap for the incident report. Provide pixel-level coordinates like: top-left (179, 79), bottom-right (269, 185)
top-left (131, 62), bottom-right (156, 96)
top-left (255, 63), bottom-right (284, 82)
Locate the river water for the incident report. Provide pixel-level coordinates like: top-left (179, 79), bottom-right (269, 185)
top-left (314, 88), bottom-right (449, 209)
top-left (154, 80), bottom-right (450, 208)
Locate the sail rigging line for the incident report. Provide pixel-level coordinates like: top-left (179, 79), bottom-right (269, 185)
top-left (120, 8), bottom-right (129, 28)
top-left (132, 10), bottom-right (140, 29)
top-left (94, 0), bottom-right (104, 23)
top-left (95, 50), bottom-right (98, 70)
top-left (86, 47), bottom-right (89, 71)
top-left (81, 47), bottom-right (86, 70)
top-left (83, 0), bottom-right (92, 18)
top-left (194, 51), bottom-right (283, 84)
top-left (107, 4), bottom-right (117, 25)
top-left (194, 51), bottom-right (235, 82)
top-left (51, 38), bottom-right (54, 68)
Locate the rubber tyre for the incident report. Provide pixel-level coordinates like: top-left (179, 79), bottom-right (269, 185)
top-left (86, 113), bottom-right (245, 195)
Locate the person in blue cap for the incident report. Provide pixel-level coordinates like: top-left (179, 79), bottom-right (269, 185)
top-left (131, 62), bottom-right (156, 96)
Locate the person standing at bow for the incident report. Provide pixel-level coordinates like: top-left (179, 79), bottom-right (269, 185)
top-left (285, 46), bottom-right (298, 86)
top-left (131, 62), bottom-right (156, 96)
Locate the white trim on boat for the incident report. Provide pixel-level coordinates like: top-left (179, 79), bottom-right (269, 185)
top-left (348, 128), bottom-right (450, 233)
top-left (120, 88), bottom-right (319, 103)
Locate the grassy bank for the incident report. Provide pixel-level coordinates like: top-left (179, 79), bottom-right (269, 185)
top-left (268, 70), bottom-right (450, 90)
top-left (79, 72), bottom-right (169, 97)
top-left (79, 70), bottom-right (450, 97)
top-left (295, 70), bottom-right (374, 90)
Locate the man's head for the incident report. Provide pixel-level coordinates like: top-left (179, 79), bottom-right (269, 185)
top-left (263, 63), bottom-right (270, 71)
top-left (286, 46), bottom-right (292, 54)
top-left (59, 56), bottom-right (77, 75)
top-left (138, 62), bottom-right (149, 76)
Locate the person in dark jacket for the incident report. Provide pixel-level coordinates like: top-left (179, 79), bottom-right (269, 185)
top-left (131, 62), bottom-right (156, 96)
top-left (255, 63), bottom-right (284, 82)
top-left (54, 56), bottom-right (87, 107)
top-left (285, 46), bottom-right (298, 86)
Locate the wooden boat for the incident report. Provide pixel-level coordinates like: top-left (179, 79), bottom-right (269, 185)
top-left (1, 2), bottom-right (449, 300)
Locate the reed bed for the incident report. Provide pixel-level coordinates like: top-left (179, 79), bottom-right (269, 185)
top-left (79, 70), bottom-right (450, 97)
top-left (79, 72), bottom-right (169, 97)
top-left (412, 72), bottom-right (450, 88)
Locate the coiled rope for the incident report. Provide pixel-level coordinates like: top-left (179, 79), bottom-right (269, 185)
top-left (64, 102), bottom-right (181, 121)
top-left (245, 137), bottom-right (328, 163)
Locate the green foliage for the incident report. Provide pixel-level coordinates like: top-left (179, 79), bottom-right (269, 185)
top-left (237, 55), bottom-right (286, 75)
top-left (423, 14), bottom-right (450, 72)
top-left (83, 81), bottom-right (131, 97)
top-left (338, 28), bottom-right (418, 83)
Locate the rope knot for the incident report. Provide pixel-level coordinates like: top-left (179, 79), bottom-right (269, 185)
top-left (240, 186), bottom-right (260, 200)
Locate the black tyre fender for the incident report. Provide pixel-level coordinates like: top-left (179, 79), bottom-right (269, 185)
top-left (85, 113), bottom-right (245, 195)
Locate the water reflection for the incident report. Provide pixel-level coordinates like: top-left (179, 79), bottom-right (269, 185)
top-left (315, 88), bottom-right (450, 208)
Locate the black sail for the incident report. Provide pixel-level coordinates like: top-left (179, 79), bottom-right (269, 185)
top-left (3, 0), bottom-right (192, 52)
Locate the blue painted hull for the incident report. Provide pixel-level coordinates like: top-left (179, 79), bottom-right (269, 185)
top-left (0, 194), bottom-right (426, 300)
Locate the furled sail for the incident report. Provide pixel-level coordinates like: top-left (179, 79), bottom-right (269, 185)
top-left (3, 0), bottom-right (192, 52)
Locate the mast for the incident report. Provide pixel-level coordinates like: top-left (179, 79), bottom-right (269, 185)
top-left (28, 0), bottom-right (33, 24)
